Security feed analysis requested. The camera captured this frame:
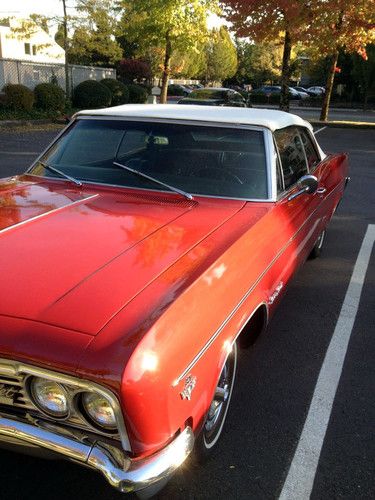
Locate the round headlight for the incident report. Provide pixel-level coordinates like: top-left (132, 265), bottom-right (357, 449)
top-left (30, 377), bottom-right (69, 418)
top-left (81, 392), bottom-right (116, 430)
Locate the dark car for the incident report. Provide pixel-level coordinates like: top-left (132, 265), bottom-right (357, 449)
top-left (178, 87), bottom-right (247, 107)
top-left (251, 86), bottom-right (302, 100)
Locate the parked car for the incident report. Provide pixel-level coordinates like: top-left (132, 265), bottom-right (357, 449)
top-left (293, 86), bottom-right (315, 97)
top-left (167, 84), bottom-right (192, 97)
top-left (178, 87), bottom-right (247, 107)
top-left (307, 86), bottom-right (325, 96)
top-left (251, 85), bottom-right (302, 100)
top-left (291, 87), bottom-right (310, 99)
top-left (0, 105), bottom-right (349, 497)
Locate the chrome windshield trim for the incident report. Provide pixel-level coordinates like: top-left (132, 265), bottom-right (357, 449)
top-left (0, 358), bottom-right (131, 452)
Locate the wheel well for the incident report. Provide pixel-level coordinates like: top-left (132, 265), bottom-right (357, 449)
top-left (238, 304), bottom-right (268, 348)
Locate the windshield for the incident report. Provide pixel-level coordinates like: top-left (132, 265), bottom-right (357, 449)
top-left (28, 119), bottom-right (268, 200)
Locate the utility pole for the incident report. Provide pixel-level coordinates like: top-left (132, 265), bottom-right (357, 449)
top-left (62, 0), bottom-right (70, 99)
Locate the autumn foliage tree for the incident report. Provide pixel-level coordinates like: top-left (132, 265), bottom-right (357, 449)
top-left (222, 1), bottom-right (313, 111)
top-left (309, 1), bottom-right (375, 120)
top-left (118, 0), bottom-right (216, 103)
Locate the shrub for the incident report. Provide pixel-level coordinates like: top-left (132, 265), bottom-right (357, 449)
top-left (118, 58), bottom-right (152, 83)
top-left (73, 80), bottom-right (112, 108)
top-left (2, 84), bottom-right (34, 111)
top-left (100, 78), bottom-right (129, 106)
top-left (126, 84), bottom-right (148, 103)
top-left (34, 83), bottom-right (66, 111)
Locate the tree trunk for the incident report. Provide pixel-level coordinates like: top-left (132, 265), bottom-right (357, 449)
top-left (320, 50), bottom-right (339, 121)
top-left (62, 0), bottom-right (70, 100)
top-left (280, 30), bottom-right (292, 112)
top-left (160, 35), bottom-right (172, 104)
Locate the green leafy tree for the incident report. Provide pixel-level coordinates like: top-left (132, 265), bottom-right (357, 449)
top-left (117, 0), bottom-right (217, 103)
top-left (69, 0), bottom-right (122, 66)
top-left (203, 27), bottom-right (238, 83)
top-left (233, 39), bottom-right (283, 87)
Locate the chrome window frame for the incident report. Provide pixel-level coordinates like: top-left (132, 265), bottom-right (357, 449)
top-left (274, 125), bottom-right (324, 201)
top-left (26, 115), bottom-right (277, 202)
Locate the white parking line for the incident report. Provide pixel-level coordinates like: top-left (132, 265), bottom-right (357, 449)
top-left (314, 126), bottom-right (327, 135)
top-left (279, 224), bottom-right (375, 500)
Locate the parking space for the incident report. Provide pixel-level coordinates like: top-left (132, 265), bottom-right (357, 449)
top-left (0, 126), bottom-right (374, 499)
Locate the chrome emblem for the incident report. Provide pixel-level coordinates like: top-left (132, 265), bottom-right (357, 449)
top-left (180, 375), bottom-right (197, 401)
top-left (0, 383), bottom-right (18, 405)
top-left (268, 281), bottom-right (284, 305)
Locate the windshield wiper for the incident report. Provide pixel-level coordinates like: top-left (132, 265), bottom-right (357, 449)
top-left (36, 161), bottom-right (83, 187)
top-left (113, 160), bottom-right (193, 201)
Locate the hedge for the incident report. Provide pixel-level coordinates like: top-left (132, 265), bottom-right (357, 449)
top-left (2, 84), bottom-right (34, 111)
top-left (126, 84), bottom-right (148, 103)
top-left (73, 80), bottom-right (112, 108)
top-left (34, 83), bottom-right (66, 111)
top-left (100, 78), bottom-right (129, 106)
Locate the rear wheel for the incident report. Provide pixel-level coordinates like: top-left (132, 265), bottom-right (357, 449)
top-left (195, 342), bottom-right (237, 460)
top-left (309, 229), bottom-right (326, 259)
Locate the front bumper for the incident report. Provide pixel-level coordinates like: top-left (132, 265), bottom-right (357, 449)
top-left (0, 413), bottom-right (194, 494)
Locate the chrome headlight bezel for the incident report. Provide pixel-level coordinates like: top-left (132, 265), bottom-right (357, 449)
top-left (0, 358), bottom-right (131, 452)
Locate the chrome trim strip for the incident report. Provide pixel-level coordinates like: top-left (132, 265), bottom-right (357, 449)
top-left (0, 194), bottom-right (99, 235)
top-left (174, 182), bottom-right (342, 385)
top-left (0, 413), bottom-right (194, 494)
top-left (0, 358), bottom-right (131, 452)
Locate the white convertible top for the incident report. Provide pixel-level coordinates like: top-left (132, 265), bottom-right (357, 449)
top-left (76, 104), bottom-right (313, 132)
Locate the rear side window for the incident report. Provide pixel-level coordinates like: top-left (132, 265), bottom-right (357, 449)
top-left (274, 127), bottom-right (308, 190)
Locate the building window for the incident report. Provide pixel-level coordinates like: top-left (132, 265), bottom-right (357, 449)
top-left (24, 43), bottom-right (31, 55)
top-left (32, 45), bottom-right (37, 56)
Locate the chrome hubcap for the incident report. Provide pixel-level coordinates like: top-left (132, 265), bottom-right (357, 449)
top-left (205, 365), bottom-right (230, 432)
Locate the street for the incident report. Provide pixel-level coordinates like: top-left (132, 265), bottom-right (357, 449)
top-left (0, 125), bottom-right (374, 499)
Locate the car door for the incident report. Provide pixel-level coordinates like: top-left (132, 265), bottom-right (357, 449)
top-left (273, 126), bottom-right (324, 270)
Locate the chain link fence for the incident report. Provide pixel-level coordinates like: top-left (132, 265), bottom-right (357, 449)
top-left (0, 58), bottom-right (116, 92)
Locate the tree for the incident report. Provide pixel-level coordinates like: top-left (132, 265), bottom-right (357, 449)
top-left (222, 1), bottom-right (313, 111)
top-left (68, 0), bottom-right (122, 66)
top-left (352, 44), bottom-right (375, 109)
top-left (203, 27), bottom-right (238, 83)
top-left (117, 0), bottom-right (216, 103)
top-left (232, 39), bottom-right (283, 87)
top-left (309, 1), bottom-right (375, 120)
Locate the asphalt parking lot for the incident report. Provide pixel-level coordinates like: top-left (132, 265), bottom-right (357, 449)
top-left (0, 125), bottom-right (374, 499)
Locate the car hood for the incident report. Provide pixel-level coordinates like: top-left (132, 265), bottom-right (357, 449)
top-left (0, 176), bottom-right (245, 335)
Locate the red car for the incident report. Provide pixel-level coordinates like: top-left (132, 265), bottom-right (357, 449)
top-left (0, 105), bottom-right (349, 497)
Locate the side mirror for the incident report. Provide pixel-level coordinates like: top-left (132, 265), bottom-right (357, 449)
top-left (288, 174), bottom-right (318, 201)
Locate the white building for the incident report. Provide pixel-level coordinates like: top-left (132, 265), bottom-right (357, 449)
top-left (0, 17), bottom-right (65, 64)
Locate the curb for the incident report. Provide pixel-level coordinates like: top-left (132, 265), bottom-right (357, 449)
top-left (0, 118), bottom-right (67, 129)
top-left (308, 120), bottom-right (375, 129)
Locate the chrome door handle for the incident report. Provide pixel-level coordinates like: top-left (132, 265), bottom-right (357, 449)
top-left (317, 187), bottom-right (327, 194)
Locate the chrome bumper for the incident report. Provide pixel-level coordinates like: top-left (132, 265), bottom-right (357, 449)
top-left (0, 413), bottom-right (194, 494)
